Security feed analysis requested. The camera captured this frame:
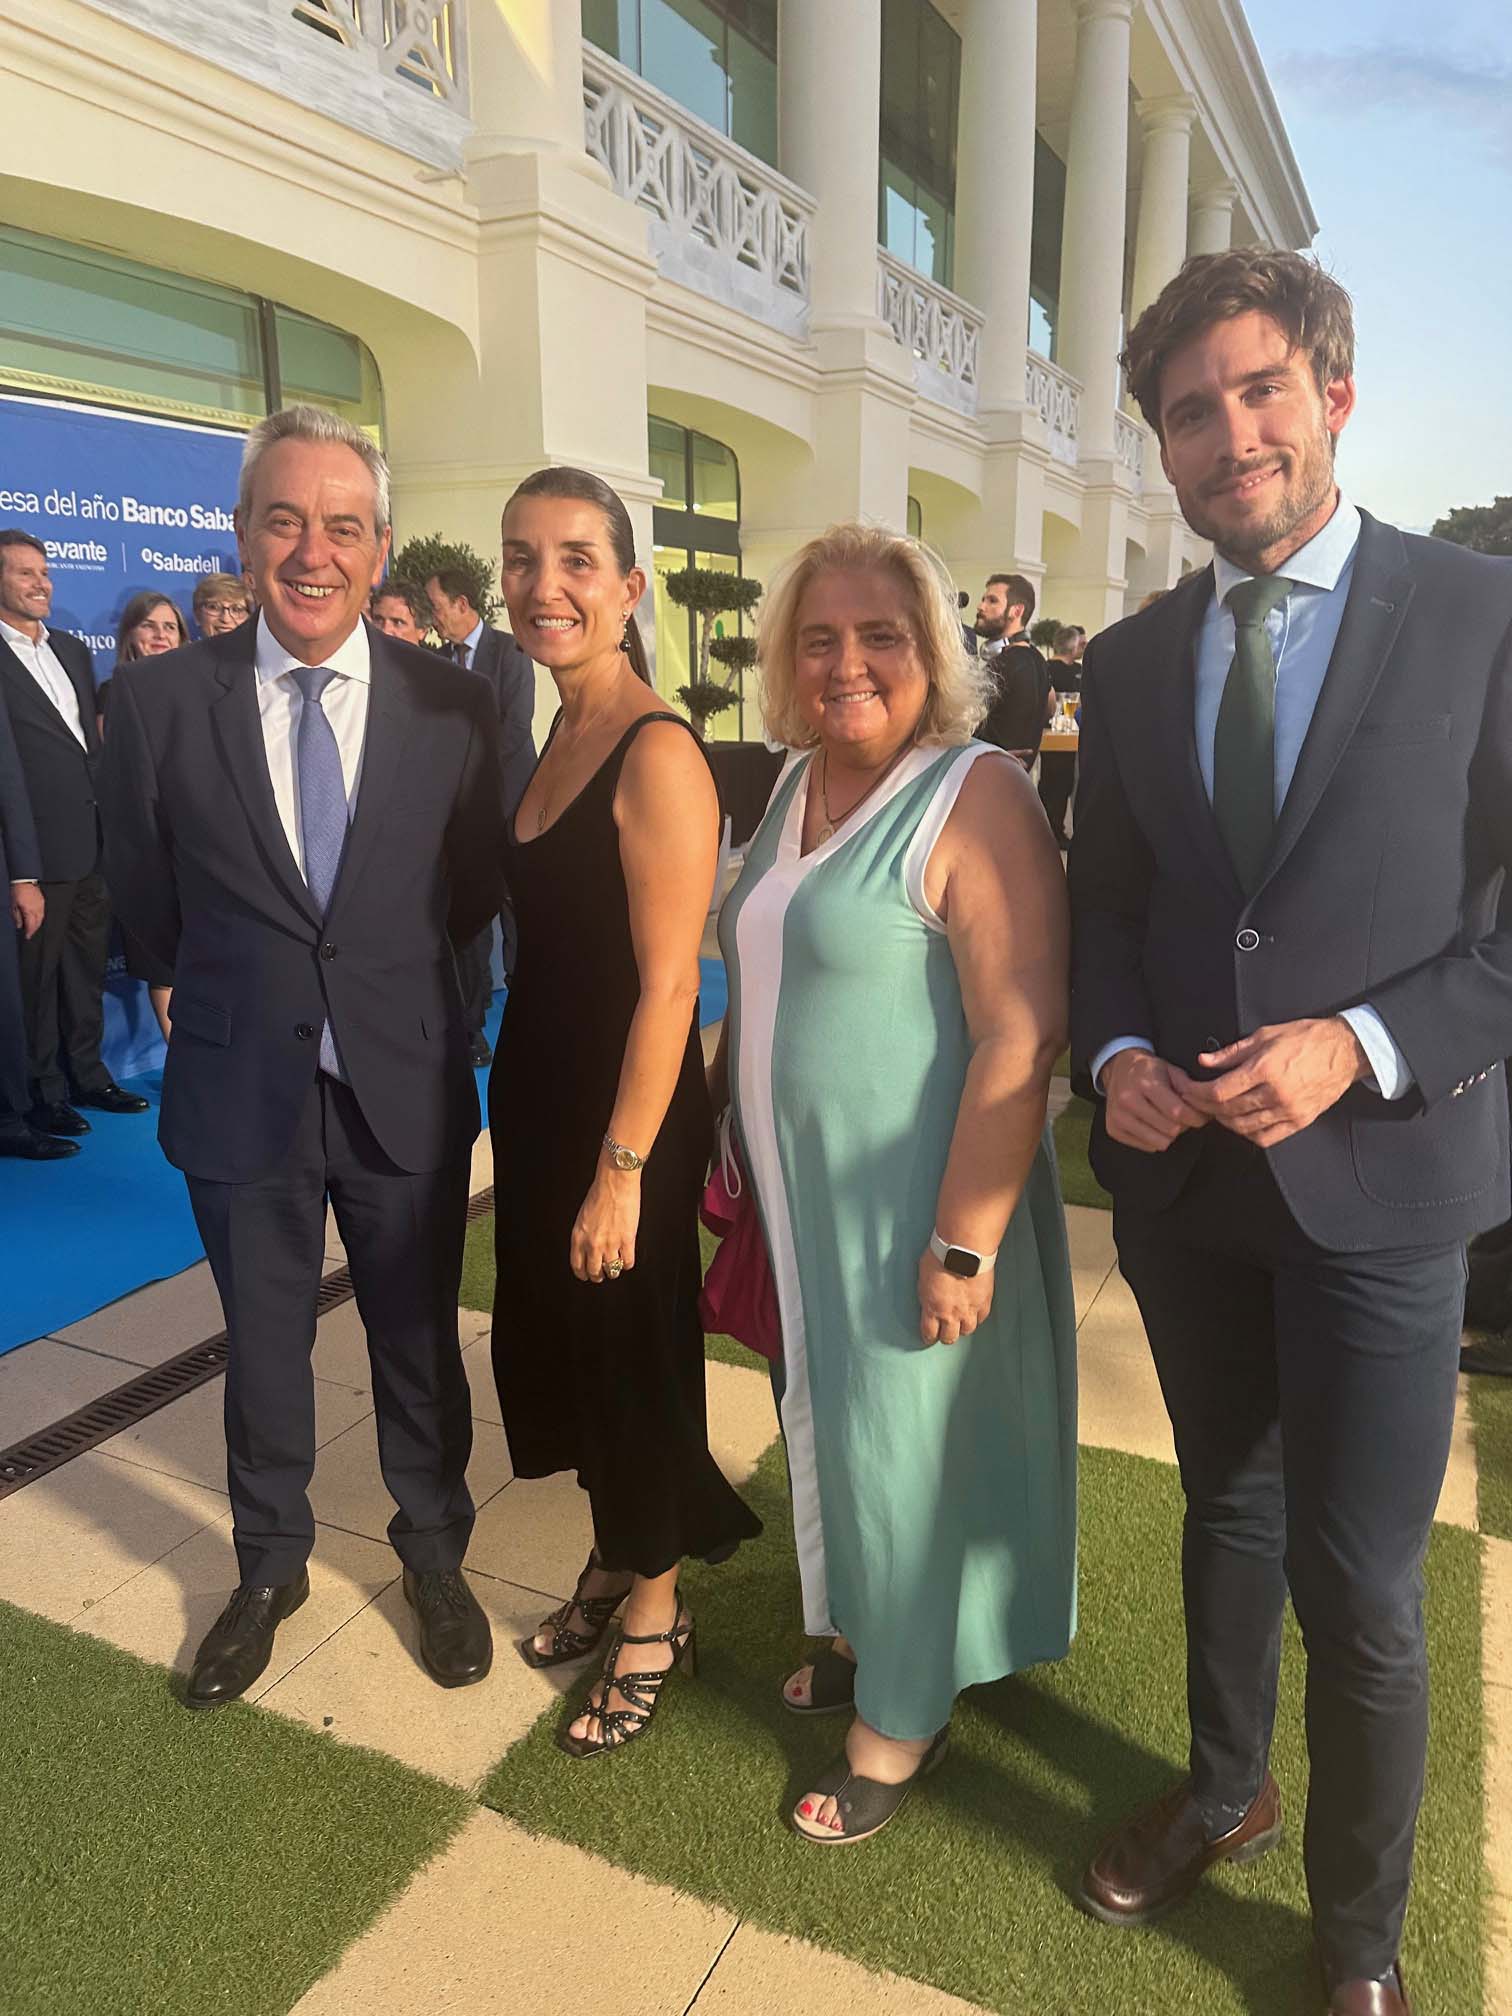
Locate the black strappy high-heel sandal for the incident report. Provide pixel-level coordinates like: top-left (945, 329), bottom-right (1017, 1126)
top-left (517, 1553), bottom-right (633, 1670)
top-left (555, 1591), bottom-right (697, 1759)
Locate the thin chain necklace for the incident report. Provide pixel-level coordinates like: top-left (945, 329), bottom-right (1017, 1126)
top-left (534, 684), bottom-right (622, 832)
top-left (815, 740), bottom-right (916, 846)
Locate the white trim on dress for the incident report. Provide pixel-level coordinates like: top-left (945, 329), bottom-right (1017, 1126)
top-left (901, 741), bottom-right (1008, 932)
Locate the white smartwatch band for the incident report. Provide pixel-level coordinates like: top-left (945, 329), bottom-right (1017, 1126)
top-left (929, 1230), bottom-right (998, 1276)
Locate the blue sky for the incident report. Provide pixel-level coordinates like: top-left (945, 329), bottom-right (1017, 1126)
top-left (1242, 0), bottom-right (1512, 530)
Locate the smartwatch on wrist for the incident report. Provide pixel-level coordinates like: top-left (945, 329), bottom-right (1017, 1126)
top-left (929, 1230), bottom-right (997, 1279)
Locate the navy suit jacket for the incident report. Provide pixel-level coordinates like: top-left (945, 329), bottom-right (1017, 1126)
top-left (1069, 512), bottom-right (1512, 1251)
top-left (99, 621), bottom-right (505, 1184)
top-left (0, 687), bottom-right (40, 888)
top-left (471, 627), bottom-right (537, 819)
top-left (0, 626), bottom-right (101, 881)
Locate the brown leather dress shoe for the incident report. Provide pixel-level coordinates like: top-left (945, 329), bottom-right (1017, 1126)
top-left (1077, 1774), bottom-right (1282, 1926)
top-left (1328, 1964), bottom-right (1411, 2014)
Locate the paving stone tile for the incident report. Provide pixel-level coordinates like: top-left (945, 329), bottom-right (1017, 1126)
top-left (1066, 1202), bottom-right (1118, 1326)
top-left (290, 1808), bottom-right (735, 2014)
top-left (465, 1470), bottom-right (593, 1600)
top-left (1075, 1272), bottom-right (1175, 1468)
top-left (0, 1337), bottom-right (142, 1445)
top-left (0, 1452), bottom-right (226, 1622)
top-left (698, 1924), bottom-right (989, 2013)
top-left (93, 1374), bottom-right (374, 1495)
top-left (307, 1413), bottom-right (513, 1548)
top-left (76, 1511), bottom-right (396, 1690)
top-left (706, 1356), bottom-right (779, 1488)
top-left (469, 1129), bottom-right (494, 1197)
top-left (52, 1260), bottom-right (226, 1367)
top-left (1434, 1374), bottom-right (1478, 1532)
top-left (257, 1570), bottom-right (579, 1788)
top-left (461, 1336), bottom-right (501, 1426)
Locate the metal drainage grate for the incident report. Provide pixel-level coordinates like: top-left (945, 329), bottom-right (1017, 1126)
top-left (0, 1185), bottom-right (495, 1502)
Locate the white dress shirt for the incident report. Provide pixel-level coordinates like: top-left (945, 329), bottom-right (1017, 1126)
top-left (455, 617), bottom-right (485, 671)
top-left (1091, 495), bottom-right (1411, 1100)
top-left (0, 617), bottom-right (87, 748)
top-left (253, 612), bottom-right (370, 883)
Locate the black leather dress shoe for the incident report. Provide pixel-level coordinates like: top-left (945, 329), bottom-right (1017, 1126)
top-left (27, 1101), bottom-right (90, 1136)
top-left (403, 1567), bottom-right (493, 1686)
top-left (73, 1082), bottom-right (150, 1115)
top-left (184, 1569), bottom-right (310, 1709)
top-left (0, 1123), bottom-right (81, 1160)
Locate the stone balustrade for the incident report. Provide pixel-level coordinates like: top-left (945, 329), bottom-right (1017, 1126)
top-left (582, 44), bottom-right (814, 338)
top-left (1115, 408), bottom-right (1147, 487)
top-left (78, 0), bottom-right (470, 167)
top-left (875, 251), bottom-right (983, 417)
top-left (1026, 353), bottom-right (1082, 465)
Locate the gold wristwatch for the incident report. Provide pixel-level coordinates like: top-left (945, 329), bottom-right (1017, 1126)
top-left (602, 1132), bottom-right (646, 1173)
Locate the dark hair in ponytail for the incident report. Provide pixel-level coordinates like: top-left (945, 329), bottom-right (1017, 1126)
top-left (505, 465), bottom-right (652, 685)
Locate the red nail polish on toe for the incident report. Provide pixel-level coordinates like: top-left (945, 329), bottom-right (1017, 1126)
top-left (830, 1818), bottom-right (842, 1831)
top-left (798, 1802), bottom-right (812, 1817)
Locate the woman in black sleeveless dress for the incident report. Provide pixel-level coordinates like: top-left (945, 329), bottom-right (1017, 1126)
top-left (489, 467), bottom-right (760, 1759)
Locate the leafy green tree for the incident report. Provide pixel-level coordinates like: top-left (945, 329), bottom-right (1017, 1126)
top-left (389, 535), bottom-right (499, 624)
top-left (663, 567), bottom-right (764, 738)
top-left (1432, 498), bottom-right (1512, 557)
top-left (1030, 616), bottom-right (1062, 650)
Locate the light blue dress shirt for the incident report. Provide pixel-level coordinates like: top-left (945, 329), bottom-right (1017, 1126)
top-left (1091, 494), bottom-right (1412, 1100)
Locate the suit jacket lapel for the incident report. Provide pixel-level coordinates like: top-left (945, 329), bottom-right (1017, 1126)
top-left (1148, 567), bottom-right (1244, 900)
top-left (1259, 513), bottom-right (1414, 892)
top-left (209, 629), bottom-right (323, 928)
top-left (327, 625), bottom-right (404, 913)
top-left (0, 635), bottom-right (89, 750)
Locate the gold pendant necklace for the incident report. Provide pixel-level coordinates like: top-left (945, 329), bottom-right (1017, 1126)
top-left (816, 742), bottom-right (913, 846)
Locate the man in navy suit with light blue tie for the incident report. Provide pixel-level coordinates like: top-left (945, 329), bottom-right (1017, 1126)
top-left (102, 407), bottom-right (505, 1710)
top-left (1069, 251), bottom-right (1512, 2015)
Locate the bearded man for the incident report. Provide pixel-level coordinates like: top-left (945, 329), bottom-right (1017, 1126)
top-left (1068, 249), bottom-right (1512, 2015)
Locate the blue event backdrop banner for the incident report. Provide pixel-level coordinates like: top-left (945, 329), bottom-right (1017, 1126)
top-left (0, 393), bottom-right (248, 1077)
top-left (0, 392), bottom-right (245, 683)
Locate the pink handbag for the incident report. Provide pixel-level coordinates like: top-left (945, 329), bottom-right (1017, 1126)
top-left (699, 1113), bottom-right (782, 1363)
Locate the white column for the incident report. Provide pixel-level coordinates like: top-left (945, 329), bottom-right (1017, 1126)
top-left (1189, 178), bottom-right (1239, 257)
top-left (779, 0), bottom-right (883, 327)
top-left (1056, 0), bottom-right (1134, 463)
top-left (464, 0), bottom-right (598, 171)
top-left (1129, 94), bottom-right (1196, 323)
top-left (954, 0), bottom-right (1038, 410)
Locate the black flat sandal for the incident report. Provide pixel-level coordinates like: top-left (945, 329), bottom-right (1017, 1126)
top-left (782, 1643), bottom-right (857, 1717)
top-left (556, 1592), bottom-right (697, 1760)
top-left (791, 1726), bottom-right (949, 1845)
top-left (518, 1552), bottom-right (633, 1670)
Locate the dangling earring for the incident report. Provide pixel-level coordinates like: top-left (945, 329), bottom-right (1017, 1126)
top-left (620, 618), bottom-right (632, 652)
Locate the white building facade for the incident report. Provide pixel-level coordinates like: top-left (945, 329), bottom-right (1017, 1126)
top-left (2, 0), bottom-right (1315, 741)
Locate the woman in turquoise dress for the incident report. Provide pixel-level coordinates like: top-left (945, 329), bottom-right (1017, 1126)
top-left (718, 523), bottom-right (1077, 1843)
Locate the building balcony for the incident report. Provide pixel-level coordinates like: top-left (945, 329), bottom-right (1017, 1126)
top-left (1026, 354), bottom-right (1082, 467)
top-left (1115, 409), bottom-right (1150, 489)
top-left (876, 252), bottom-right (982, 418)
top-left (582, 45), bottom-right (813, 341)
top-left (77, 0), bottom-right (470, 168)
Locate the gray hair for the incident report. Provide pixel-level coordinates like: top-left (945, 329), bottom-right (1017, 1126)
top-left (238, 404), bottom-right (390, 535)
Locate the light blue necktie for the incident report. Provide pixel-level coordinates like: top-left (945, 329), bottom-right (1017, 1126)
top-left (289, 664), bottom-right (348, 1080)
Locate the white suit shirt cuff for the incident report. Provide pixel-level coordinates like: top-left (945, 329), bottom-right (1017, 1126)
top-left (1340, 1005), bottom-right (1413, 1101)
top-left (1090, 1036), bottom-right (1154, 1095)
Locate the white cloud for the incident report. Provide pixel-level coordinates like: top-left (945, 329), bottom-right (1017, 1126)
top-left (1273, 43), bottom-right (1512, 162)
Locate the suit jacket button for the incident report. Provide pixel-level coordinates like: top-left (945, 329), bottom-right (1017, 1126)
top-left (1235, 928), bottom-right (1261, 952)
top-left (295, 1022), bottom-right (315, 1040)
top-left (320, 942), bottom-right (337, 960)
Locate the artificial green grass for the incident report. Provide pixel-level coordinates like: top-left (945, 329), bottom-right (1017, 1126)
top-left (458, 1208), bottom-right (767, 1375)
top-left (1465, 1357), bottom-right (1512, 1541)
top-left (0, 1601), bottom-right (470, 2016)
top-left (1053, 1093), bottom-right (1112, 1211)
top-left (482, 1442), bottom-right (1485, 2016)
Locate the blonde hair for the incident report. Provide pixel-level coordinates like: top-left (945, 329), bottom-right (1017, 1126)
top-left (758, 523), bottom-right (991, 749)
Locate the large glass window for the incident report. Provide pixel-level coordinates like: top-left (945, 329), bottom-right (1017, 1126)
top-left (1028, 134), bottom-right (1067, 361)
top-left (0, 227), bottom-right (383, 440)
top-left (586, 0), bottom-right (778, 166)
top-left (879, 0), bottom-right (960, 287)
top-left (649, 416), bottom-right (749, 741)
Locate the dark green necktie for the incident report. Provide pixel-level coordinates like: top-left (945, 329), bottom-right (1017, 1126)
top-left (1213, 573), bottom-right (1294, 894)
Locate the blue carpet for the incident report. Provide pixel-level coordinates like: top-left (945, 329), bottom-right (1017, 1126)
top-left (1, 966), bottom-right (729, 1360)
